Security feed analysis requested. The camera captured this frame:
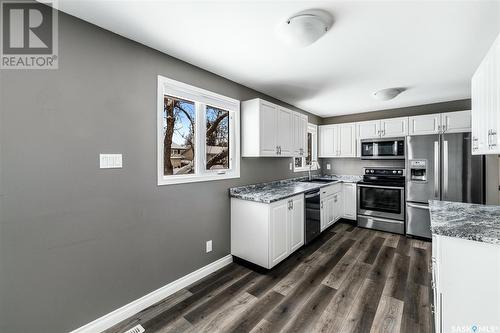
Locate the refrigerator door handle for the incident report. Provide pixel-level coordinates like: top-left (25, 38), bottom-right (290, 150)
top-left (443, 140), bottom-right (448, 198)
top-left (434, 141), bottom-right (439, 199)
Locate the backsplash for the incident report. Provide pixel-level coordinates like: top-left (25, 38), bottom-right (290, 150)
top-left (320, 158), bottom-right (405, 176)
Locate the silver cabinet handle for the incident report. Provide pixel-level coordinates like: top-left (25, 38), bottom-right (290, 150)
top-left (320, 201), bottom-right (324, 209)
top-left (443, 140), bottom-right (448, 198)
top-left (434, 141), bottom-right (439, 199)
top-left (440, 293), bottom-right (443, 333)
top-left (276, 146), bottom-right (279, 155)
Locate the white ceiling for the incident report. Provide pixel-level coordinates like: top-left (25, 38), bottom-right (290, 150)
top-left (57, 1), bottom-right (500, 117)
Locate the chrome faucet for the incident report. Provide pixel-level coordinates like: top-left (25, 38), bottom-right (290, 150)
top-left (308, 161), bottom-right (320, 181)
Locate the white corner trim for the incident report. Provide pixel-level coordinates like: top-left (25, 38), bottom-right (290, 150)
top-left (70, 254), bottom-right (233, 333)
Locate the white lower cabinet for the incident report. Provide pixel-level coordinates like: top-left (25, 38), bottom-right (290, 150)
top-left (342, 183), bottom-right (357, 220)
top-left (231, 194), bottom-right (304, 269)
top-left (320, 184), bottom-right (343, 231)
top-left (432, 234), bottom-right (500, 333)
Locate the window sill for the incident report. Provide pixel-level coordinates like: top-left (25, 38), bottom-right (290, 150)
top-left (158, 172), bottom-right (240, 186)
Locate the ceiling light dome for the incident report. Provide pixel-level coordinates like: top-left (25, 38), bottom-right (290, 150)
top-left (373, 88), bottom-right (406, 101)
top-left (276, 10), bottom-right (332, 47)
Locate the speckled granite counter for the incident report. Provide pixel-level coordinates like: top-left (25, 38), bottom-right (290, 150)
top-left (230, 175), bottom-right (361, 203)
top-left (429, 200), bottom-right (500, 245)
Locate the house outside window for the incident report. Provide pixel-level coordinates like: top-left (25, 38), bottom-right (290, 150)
top-left (294, 123), bottom-right (318, 172)
top-left (158, 76), bottom-right (240, 185)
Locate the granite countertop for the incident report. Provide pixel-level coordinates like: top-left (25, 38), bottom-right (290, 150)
top-left (429, 200), bottom-right (500, 245)
top-left (229, 175), bottom-right (362, 203)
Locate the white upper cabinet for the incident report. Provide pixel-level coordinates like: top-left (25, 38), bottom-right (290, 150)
top-left (292, 112), bottom-right (307, 157)
top-left (357, 117), bottom-right (408, 138)
top-left (241, 98), bottom-right (307, 157)
top-left (319, 125), bottom-right (336, 157)
top-left (380, 117), bottom-right (408, 137)
top-left (277, 107), bottom-right (293, 157)
top-left (409, 112), bottom-right (471, 136)
top-left (338, 123), bottom-right (357, 157)
top-left (356, 120), bottom-right (380, 139)
top-left (441, 110), bottom-right (471, 133)
top-left (258, 100), bottom-right (278, 156)
top-left (472, 33), bottom-right (500, 155)
top-left (319, 123), bottom-right (356, 158)
top-left (409, 113), bottom-right (441, 135)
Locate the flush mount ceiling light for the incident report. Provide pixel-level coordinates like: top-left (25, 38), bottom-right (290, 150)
top-left (276, 10), bottom-right (332, 47)
top-left (373, 88), bottom-right (406, 101)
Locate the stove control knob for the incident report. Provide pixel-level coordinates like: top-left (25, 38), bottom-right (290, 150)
top-left (393, 170), bottom-right (397, 174)
top-left (398, 170), bottom-right (403, 174)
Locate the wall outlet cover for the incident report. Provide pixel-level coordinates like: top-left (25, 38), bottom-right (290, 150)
top-left (206, 240), bottom-right (212, 253)
top-left (327, 163), bottom-right (331, 170)
top-left (99, 154), bottom-right (123, 169)
top-left (289, 163), bottom-right (293, 170)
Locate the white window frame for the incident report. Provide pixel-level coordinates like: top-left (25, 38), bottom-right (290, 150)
top-left (294, 123), bottom-right (318, 172)
top-left (157, 76), bottom-right (240, 185)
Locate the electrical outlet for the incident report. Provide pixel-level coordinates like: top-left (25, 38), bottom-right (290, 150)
top-left (206, 240), bottom-right (212, 253)
top-left (326, 163), bottom-right (331, 170)
top-left (289, 162), bottom-right (293, 170)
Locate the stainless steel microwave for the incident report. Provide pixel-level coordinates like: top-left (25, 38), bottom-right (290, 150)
top-left (360, 137), bottom-right (405, 159)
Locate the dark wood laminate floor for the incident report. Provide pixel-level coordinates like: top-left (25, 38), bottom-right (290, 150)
top-left (105, 222), bottom-right (433, 333)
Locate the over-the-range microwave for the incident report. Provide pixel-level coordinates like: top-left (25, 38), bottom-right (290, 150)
top-left (360, 137), bottom-right (405, 160)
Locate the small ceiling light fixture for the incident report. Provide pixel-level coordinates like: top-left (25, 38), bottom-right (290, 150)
top-left (276, 10), bottom-right (332, 47)
top-left (373, 88), bottom-right (406, 101)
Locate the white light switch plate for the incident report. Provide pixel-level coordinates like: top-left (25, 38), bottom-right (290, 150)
top-left (326, 163), bottom-right (331, 170)
top-left (206, 240), bottom-right (212, 253)
top-left (100, 154), bottom-right (123, 169)
top-left (289, 163), bottom-right (293, 170)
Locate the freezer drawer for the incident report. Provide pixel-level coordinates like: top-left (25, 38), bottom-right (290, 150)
top-left (406, 202), bottom-right (432, 239)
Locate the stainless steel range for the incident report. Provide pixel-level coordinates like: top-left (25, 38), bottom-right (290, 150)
top-left (357, 167), bottom-right (406, 234)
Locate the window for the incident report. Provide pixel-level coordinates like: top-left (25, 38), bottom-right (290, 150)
top-left (158, 76), bottom-right (240, 185)
top-left (294, 123), bottom-right (318, 172)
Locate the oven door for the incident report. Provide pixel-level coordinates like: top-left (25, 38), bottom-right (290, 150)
top-left (357, 184), bottom-right (405, 220)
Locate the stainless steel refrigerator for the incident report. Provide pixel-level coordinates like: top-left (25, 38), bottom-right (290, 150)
top-left (406, 132), bottom-right (484, 239)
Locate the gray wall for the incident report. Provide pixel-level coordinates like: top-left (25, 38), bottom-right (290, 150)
top-left (0, 12), bottom-right (320, 333)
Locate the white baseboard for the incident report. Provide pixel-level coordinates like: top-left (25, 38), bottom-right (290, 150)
top-left (70, 254), bottom-right (233, 333)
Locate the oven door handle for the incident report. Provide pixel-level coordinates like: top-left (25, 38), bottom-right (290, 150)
top-left (357, 184), bottom-right (404, 190)
top-left (407, 202), bottom-right (429, 210)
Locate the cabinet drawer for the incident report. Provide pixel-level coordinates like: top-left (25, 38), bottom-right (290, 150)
top-left (320, 183), bottom-right (341, 197)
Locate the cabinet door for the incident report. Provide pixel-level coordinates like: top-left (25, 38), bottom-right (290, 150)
top-left (334, 192), bottom-right (343, 221)
top-left (381, 117), bottom-right (408, 137)
top-left (289, 196), bottom-right (304, 252)
top-left (472, 68), bottom-right (488, 154)
top-left (269, 200), bottom-right (289, 266)
top-left (356, 120), bottom-right (380, 139)
top-left (338, 123), bottom-right (356, 157)
top-left (259, 101), bottom-right (278, 156)
top-left (441, 111), bottom-right (471, 133)
top-left (320, 194), bottom-right (327, 231)
top-left (292, 113), bottom-right (307, 157)
top-left (408, 114), bottom-right (441, 135)
top-left (277, 107), bottom-right (293, 156)
top-left (319, 125), bottom-right (336, 157)
top-left (342, 183), bottom-right (357, 220)
top-left (325, 194), bottom-right (336, 227)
